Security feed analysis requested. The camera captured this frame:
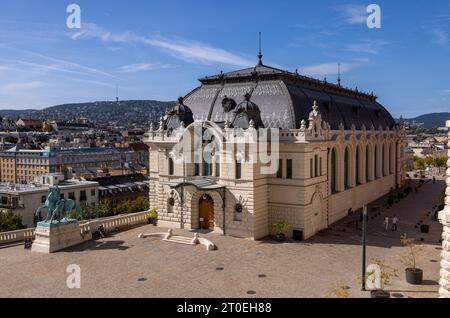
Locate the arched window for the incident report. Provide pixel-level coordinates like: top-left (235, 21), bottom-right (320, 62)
top-left (356, 146), bottom-right (361, 185)
top-left (374, 145), bottom-right (379, 179)
top-left (390, 143), bottom-right (395, 174)
top-left (168, 158), bottom-right (174, 176)
top-left (344, 147), bottom-right (350, 189)
top-left (235, 161), bottom-right (242, 180)
top-left (366, 145), bottom-right (370, 182)
top-left (382, 144), bottom-right (387, 176)
top-left (331, 148), bottom-right (337, 194)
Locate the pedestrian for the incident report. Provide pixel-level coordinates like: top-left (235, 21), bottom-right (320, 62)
top-left (392, 215), bottom-right (399, 232)
top-left (433, 176), bottom-right (436, 184)
top-left (383, 217), bottom-right (389, 231)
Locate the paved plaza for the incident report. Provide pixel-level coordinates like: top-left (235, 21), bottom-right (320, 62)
top-left (0, 178), bottom-right (445, 298)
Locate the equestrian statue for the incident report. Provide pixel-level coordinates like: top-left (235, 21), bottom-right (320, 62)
top-left (34, 187), bottom-right (83, 225)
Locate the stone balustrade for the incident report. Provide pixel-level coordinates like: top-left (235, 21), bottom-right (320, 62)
top-left (0, 211), bottom-right (149, 246)
top-left (439, 120), bottom-right (450, 298)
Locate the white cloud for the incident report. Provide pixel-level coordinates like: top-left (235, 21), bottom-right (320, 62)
top-left (70, 23), bottom-right (254, 67)
top-left (0, 45), bottom-right (115, 78)
top-left (431, 28), bottom-right (449, 46)
top-left (335, 4), bottom-right (368, 24)
top-left (118, 63), bottom-right (171, 73)
top-left (0, 81), bottom-right (46, 94)
top-left (346, 39), bottom-right (390, 55)
top-left (442, 89), bottom-right (450, 94)
top-left (301, 62), bottom-right (356, 77)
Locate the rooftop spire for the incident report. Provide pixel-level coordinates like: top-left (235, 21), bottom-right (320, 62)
top-left (337, 63), bottom-right (342, 87)
top-left (257, 32), bottom-right (263, 66)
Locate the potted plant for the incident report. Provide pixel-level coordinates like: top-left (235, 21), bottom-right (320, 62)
top-left (366, 258), bottom-right (398, 298)
top-left (400, 234), bottom-right (423, 285)
top-left (273, 221), bottom-right (290, 242)
top-left (146, 209), bottom-right (158, 226)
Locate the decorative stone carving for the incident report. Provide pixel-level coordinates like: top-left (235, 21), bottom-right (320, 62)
top-left (439, 120), bottom-right (450, 298)
top-left (158, 117), bottom-right (165, 131)
top-left (149, 122), bottom-right (154, 132)
top-left (300, 119), bottom-right (306, 131)
top-left (249, 119), bottom-right (255, 130)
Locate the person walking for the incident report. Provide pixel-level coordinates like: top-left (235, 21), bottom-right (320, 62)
top-left (433, 176), bottom-right (436, 184)
top-left (392, 215), bottom-right (399, 232)
top-left (383, 216), bottom-right (389, 231)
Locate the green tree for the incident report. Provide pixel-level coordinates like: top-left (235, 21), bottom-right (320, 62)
top-left (95, 200), bottom-right (112, 218)
top-left (424, 156), bottom-right (434, 167)
top-left (435, 156), bottom-right (448, 168)
top-left (413, 156), bottom-right (425, 170)
top-left (0, 212), bottom-right (25, 232)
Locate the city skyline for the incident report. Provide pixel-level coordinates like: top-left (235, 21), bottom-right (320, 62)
top-left (0, 0), bottom-right (449, 118)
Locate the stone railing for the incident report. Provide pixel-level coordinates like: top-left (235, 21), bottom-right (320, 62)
top-left (0, 228), bottom-right (35, 245)
top-left (0, 211), bottom-right (149, 246)
top-left (439, 120), bottom-right (450, 298)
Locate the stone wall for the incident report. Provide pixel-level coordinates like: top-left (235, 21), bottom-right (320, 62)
top-left (439, 120), bottom-right (450, 298)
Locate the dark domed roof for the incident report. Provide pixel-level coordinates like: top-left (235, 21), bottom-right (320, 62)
top-left (231, 93), bottom-right (264, 129)
top-left (182, 63), bottom-right (396, 130)
top-left (164, 97), bottom-right (194, 130)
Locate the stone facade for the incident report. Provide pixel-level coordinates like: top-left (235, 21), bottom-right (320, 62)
top-left (145, 103), bottom-right (405, 240)
top-left (439, 120), bottom-right (450, 298)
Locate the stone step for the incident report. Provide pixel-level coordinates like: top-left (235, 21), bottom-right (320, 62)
top-left (163, 236), bottom-right (196, 246)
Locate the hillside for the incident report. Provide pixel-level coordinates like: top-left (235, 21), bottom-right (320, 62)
top-left (0, 100), bottom-right (175, 128)
top-left (400, 113), bottom-right (450, 128)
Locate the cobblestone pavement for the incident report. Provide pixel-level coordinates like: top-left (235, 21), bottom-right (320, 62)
top-left (0, 177), bottom-right (445, 298)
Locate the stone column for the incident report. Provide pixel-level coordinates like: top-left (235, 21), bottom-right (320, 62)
top-left (439, 120), bottom-right (450, 298)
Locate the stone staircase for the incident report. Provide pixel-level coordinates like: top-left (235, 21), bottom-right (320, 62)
top-left (163, 235), bottom-right (197, 246)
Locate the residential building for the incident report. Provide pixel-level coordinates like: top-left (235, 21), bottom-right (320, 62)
top-left (0, 173), bottom-right (98, 227)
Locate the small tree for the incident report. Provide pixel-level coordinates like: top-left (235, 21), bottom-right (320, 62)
top-left (273, 221), bottom-right (290, 235)
top-left (0, 212), bottom-right (25, 232)
top-left (95, 200), bottom-right (112, 218)
top-left (400, 234), bottom-right (423, 270)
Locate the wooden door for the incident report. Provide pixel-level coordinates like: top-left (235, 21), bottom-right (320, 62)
top-left (199, 195), bottom-right (214, 230)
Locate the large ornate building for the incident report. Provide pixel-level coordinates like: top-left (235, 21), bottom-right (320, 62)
top-left (145, 56), bottom-right (406, 240)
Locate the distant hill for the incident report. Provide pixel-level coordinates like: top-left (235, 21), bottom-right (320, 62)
top-left (0, 100), bottom-right (175, 128)
top-left (401, 112), bottom-right (450, 128)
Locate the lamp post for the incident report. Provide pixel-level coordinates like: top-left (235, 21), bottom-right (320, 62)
top-left (361, 205), bottom-right (368, 291)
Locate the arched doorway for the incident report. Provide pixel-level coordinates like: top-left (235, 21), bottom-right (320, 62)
top-left (199, 194), bottom-right (214, 230)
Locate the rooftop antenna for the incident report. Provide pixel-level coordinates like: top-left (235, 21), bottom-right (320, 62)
top-left (337, 63), bottom-right (342, 87)
top-left (257, 32), bottom-right (263, 66)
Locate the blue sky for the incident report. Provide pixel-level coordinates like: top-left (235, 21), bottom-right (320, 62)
top-left (0, 0), bottom-right (449, 117)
